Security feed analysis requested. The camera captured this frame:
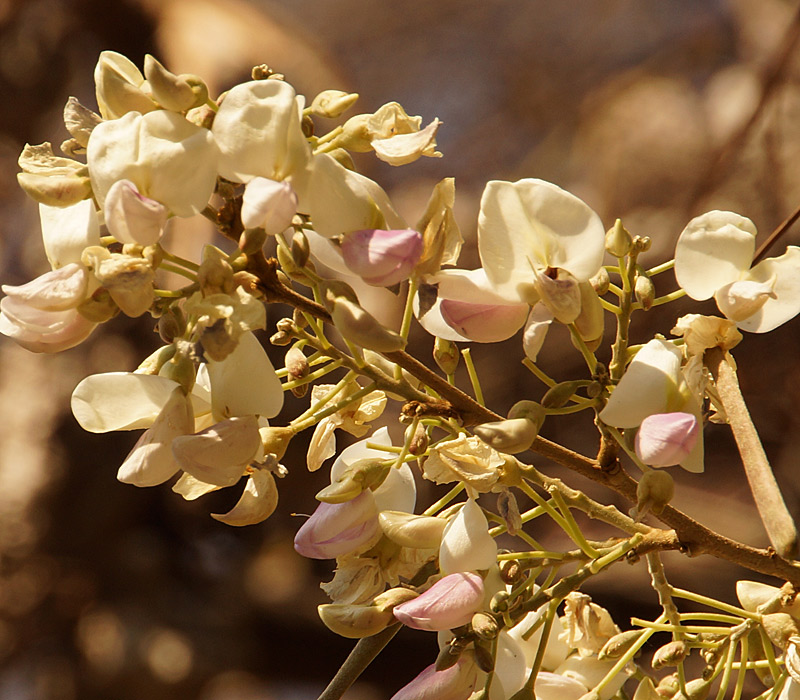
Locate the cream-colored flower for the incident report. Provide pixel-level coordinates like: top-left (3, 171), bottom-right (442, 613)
top-left (422, 435), bottom-right (505, 492)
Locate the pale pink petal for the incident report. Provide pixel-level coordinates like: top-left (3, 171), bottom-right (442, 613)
top-left (393, 572), bottom-right (484, 631)
top-left (293, 491), bottom-right (379, 559)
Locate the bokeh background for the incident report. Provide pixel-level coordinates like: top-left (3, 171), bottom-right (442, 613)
top-left (2, 0), bottom-right (800, 698)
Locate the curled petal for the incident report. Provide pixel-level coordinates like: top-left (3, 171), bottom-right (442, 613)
top-left (211, 469), bottom-right (279, 526)
top-left (674, 210), bottom-right (756, 300)
top-left (118, 386), bottom-right (193, 486)
top-left (379, 511), bottom-right (447, 549)
top-left (394, 572), bottom-right (484, 631)
top-left (532, 672), bottom-right (589, 700)
top-left (534, 267), bottom-right (581, 323)
top-left (171, 415), bottom-right (261, 487)
top-left (390, 656), bottom-right (478, 700)
top-left (439, 498), bottom-right (497, 575)
top-left (104, 179), bottom-right (168, 246)
top-left (1, 263), bottom-right (88, 311)
top-left (372, 119), bottom-right (442, 166)
top-left (735, 247), bottom-right (800, 333)
top-left (599, 339), bottom-right (683, 428)
top-left (293, 491), bottom-right (379, 560)
top-left (0, 301), bottom-right (96, 353)
top-left (715, 277), bottom-right (776, 323)
top-left (522, 303), bottom-right (554, 361)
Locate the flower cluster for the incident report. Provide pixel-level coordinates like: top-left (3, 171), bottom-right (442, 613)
top-left (7, 50), bottom-right (800, 700)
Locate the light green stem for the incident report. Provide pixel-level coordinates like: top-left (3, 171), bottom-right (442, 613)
top-left (461, 348), bottom-right (484, 406)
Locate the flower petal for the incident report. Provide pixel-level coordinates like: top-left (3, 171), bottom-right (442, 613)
top-left (39, 199), bottom-right (102, 269)
top-left (393, 572), bottom-right (484, 631)
top-left (211, 469), bottom-right (279, 526)
top-left (735, 247), bottom-right (800, 333)
top-left (293, 491), bottom-right (379, 559)
top-left (439, 498), bottom-right (497, 574)
top-left (71, 372), bottom-right (179, 432)
top-left (674, 210), bottom-right (756, 300)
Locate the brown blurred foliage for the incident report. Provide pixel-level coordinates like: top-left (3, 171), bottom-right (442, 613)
top-left (2, 0), bottom-right (800, 698)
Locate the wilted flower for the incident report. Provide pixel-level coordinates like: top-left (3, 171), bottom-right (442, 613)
top-left (422, 435), bottom-right (505, 492)
top-left (674, 210), bottom-right (800, 332)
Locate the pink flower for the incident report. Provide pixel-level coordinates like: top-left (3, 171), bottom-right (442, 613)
top-left (390, 656), bottom-right (478, 700)
top-left (104, 179), bottom-right (168, 246)
top-left (393, 572), bottom-right (484, 631)
top-left (340, 228), bottom-right (423, 286)
top-left (635, 412), bottom-right (700, 467)
top-left (293, 491), bottom-right (379, 559)
top-left (439, 299), bottom-right (529, 344)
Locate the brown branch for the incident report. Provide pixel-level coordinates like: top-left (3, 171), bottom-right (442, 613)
top-left (753, 201), bottom-right (800, 264)
top-left (248, 253), bottom-right (800, 584)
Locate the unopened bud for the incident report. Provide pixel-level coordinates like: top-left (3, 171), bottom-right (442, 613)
top-left (291, 230), bottom-right (310, 268)
top-left (406, 422), bottom-right (429, 456)
top-left (599, 629), bottom-right (642, 660)
top-left (339, 113), bottom-right (373, 152)
top-left (310, 90), bottom-right (359, 118)
top-left (635, 273), bottom-right (656, 311)
top-left (651, 640), bottom-right (687, 669)
top-left (318, 603), bottom-right (393, 639)
top-left (634, 469), bottom-right (675, 520)
top-left (198, 246), bottom-right (234, 295)
top-left (433, 337), bottom-right (459, 375)
top-left (137, 344), bottom-right (177, 375)
top-left (499, 559), bottom-right (522, 585)
top-left (329, 297), bottom-right (406, 352)
top-left (657, 673), bottom-right (680, 697)
top-left (94, 51), bottom-right (156, 119)
top-left (276, 243), bottom-right (309, 282)
top-left (541, 380), bottom-right (584, 409)
top-left (435, 642), bottom-right (463, 671)
top-left (144, 55), bottom-right (208, 112)
top-left (490, 590), bottom-right (511, 614)
top-left (63, 96), bottom-right (101, 149)
top-left (158, 307), bottom-right (185, 343)
top-left (472, 417), bottom-right (540, 455)
top-left (327, 147), bottom-right (356, 170)
top-left (372, 587), bottom-right (419, 612)
top-left (471, 612), bottom-right (499, 641)
top-left (507, 400), bottom-right (545, 422)
top-left (340, 228), bottom-right (423, 286)
top-left (284, 344), bottom-right (309, 380)
top-left (633, 235), bottom-right (652, 253)
top-left (270, 329), bottom-right (293, 346)
top-left (497, 489), bottom-right (522, 535)
top-left (671, 678), bottom-right (711, 700)
top-left (605, 219), bottom-right (633, 257)
top-left (378, 510), bottom-right (446, 548)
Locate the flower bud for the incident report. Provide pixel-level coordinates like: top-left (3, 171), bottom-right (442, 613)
top-left (293, 491), bottom-right (379, 559)
top-left (634, 469), bottom-right (674, 520)
top-left (238, 227), bottom-right (267, 255)
top-left (309, 89), bottom-right (359, 118)
top-left (499, 559), bottom-right (522, 585)
top-left (317, 458), bottom-right (390, 504)
top-left (284, 344), bottom-right (309, 381)
top-left (144, 54), bottom-right (208, 112)
top-left (605, 219), bottom-right (632, 257)
top-left (472, 612), bottom-right (500, 641)
top-left (598, 629), bottom-right (642, 660)
top-left (634, 273), bottom-right (656, 311)
top-left (373, 587), bottom-right (420, 612)
top-left (472, 417), bottom-right (540, 455)
top-left (241, 178), bottom-right (298, 235)
top-left (159, 353), bottom-right (196, 394)
top-left (393, 572), bottom-right (484, 632)
top-left (573, 282), bottom-right (604, 350)
top-left (435, 642), bottom-right (464, 672)
top-left (378, 510), bottom-right (447, 549)
top-left (670, 678), bottom-right (711, 700)
top-left (651, 640), bottom-right (688, 669)
top-left (406, 422), bottom-right (429, 456)
top-left (433, 337), bottom-right (459, 375)
top-left (63, 96), bottom-right (101, 149)
top-left (507, 400), bottom-right (545, 422)
top-left (340, 229), bottom-right (424, 287)
top-left (329, 296), bottom-right (407, 352)
top-left (291, 230), bottom-right (311, 268)
top-left (635, 412), bottom-right (699, 467)
top-left (318, 602), bottom-right (394, 639)
top-left (541, 380), bottom-right (584, 409)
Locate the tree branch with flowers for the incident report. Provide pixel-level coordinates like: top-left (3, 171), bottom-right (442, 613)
top-left (7, 50), bottom-right (800, 700)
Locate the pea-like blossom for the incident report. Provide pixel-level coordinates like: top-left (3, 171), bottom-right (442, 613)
top-left (674, 210), bottom-right (800, 332)
top-left (103, 179), bottom-right (168, 246)
top-left (392, 572), bottom-right (484, 631)
top-left (0, 200), bottom-right (102, 352)
top-left (599, 338), bottom-right (704, 473)
top-left (477, 179), bottom-right (606, 316)
top-left (88, 109), bottom-right (218, 217)
top-left (240, 177), bottom-right (298, 235)
top-left (438, 498), bottom-right (497, 574)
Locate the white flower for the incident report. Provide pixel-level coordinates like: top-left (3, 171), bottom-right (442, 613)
top-left (439, 498), bottom-right (497, 574)
top-left (674, 210), bottom-right (800, 332)
top-left (477, 179), bottom-right (606, 313)
top-left (240, 177), bottom-right (298, 235)
top-left (103, 179), bottom-right (168, 246)
top-left (88, 109), bottom-right (218, 217)
top-left (212, 79), bottom-right (310, 184)
top-left (599, 338), bottom-right (704, 473)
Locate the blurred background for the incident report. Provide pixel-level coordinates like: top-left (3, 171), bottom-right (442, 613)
top-left (2, 0), bottom-right (800, 698)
